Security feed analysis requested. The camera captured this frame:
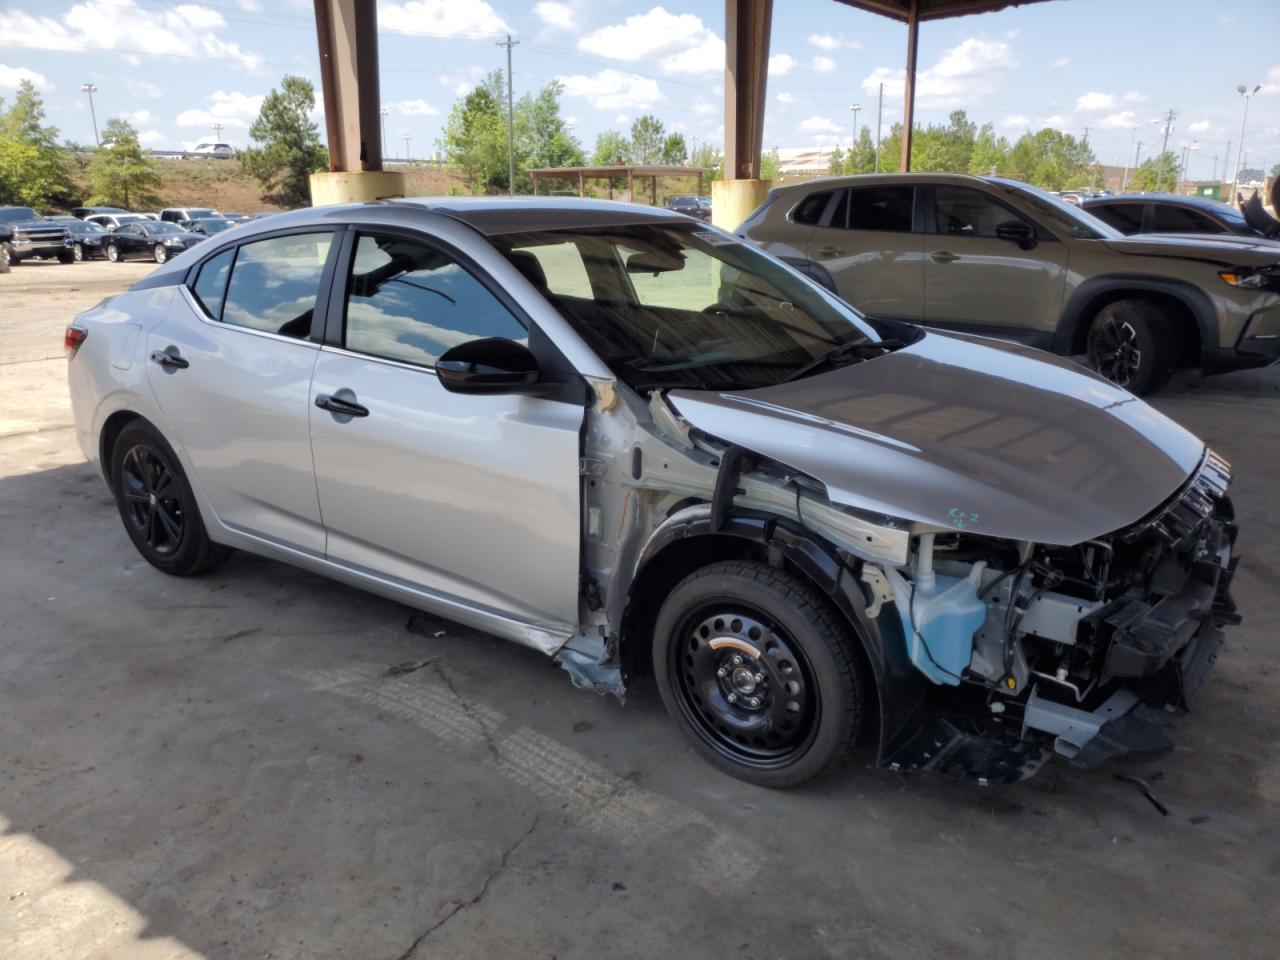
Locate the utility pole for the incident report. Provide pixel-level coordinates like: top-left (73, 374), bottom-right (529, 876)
top-left (80, 83), bottom-right (99, 146)
top-left (403, 133), bottom-right (411, 163)
top-left (1082, 125), bottom-right (1089, 147)
top-left (850, 103), bottom-right (861, 153)
top-left (213, 122), bottom-right (224, 142)
top-left (875, 82), bottom-right (883, 172)
top-left (380, 107), bottom-right (388, 160)
top-left (1158, 109), bottom-right (1177, 191)
top-left (1224, 140), bottom-right (1231, 184)
top-left (497, 34), bottom-right (519, 196)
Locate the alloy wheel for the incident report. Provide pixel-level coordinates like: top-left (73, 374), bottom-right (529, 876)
top-left (154, 244), bottom-right (167, 264)
top-left (107, 244), bottom-right (119, 262)
top-left (1092, 317), bottom-right (1142, 386)
top-left (73, 243), bottom-right (84, 262)
top-left (120, 443), bottom-right (185, 556)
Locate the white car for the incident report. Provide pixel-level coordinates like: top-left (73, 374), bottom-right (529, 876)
top-left (187, 142), bottom-right (235, 159)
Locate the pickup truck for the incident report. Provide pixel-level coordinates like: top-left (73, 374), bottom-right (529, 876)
top-left (0, 206), bottom-right (74, 267)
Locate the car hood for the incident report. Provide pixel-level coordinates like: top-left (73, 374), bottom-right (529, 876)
top-left (1101, 233), bottom-right (1280, 267)
top-left (667, 331), bottom-right (1206, 546)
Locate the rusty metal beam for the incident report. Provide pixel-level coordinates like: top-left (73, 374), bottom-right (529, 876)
top-left (900, 0), bottom-right (919, 171)
top-left (313, 0), bottom-right (383, 172)
top-left (724, 0), bottom-right (773, 181)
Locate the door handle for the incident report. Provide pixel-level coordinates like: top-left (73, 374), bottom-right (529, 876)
top-left (315, 394), bottom-right (369, 418)
top-left (816, 245), bottom-right (844, 257)
top-left (931, 250), bottom-right (961, 263)
top-left (150, 349), bottom-right (189, 369)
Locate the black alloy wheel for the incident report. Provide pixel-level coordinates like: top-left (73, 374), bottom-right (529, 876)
top-left (1086, 298), bottom-right (1173, 396)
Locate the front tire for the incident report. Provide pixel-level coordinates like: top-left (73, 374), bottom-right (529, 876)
top-left (106, 243), bottom-right (120, 262)
top-left (72, 242), bottom-right (84, 262)
top-left (652, 560), bottom-right (864, 788)
top-left (1086, 299), bottom-right (1174, 395)
top-left (110, 422), bottom-right (228, 576)
top-left (58, 248), bottom-right (75, 264)
top-left (153, 243), bottom-right (168, 264)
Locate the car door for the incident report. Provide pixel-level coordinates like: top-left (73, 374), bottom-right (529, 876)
top-left (1086, 202), bottom-right (1146, 235)
top-left (806, 184), bottom-right (925, 320)
top-left (308, 228), bottom-right (584, 630)
top-left (1149, 204), bottom-right (1226, 236)
top-left (145, 229), bottom-right (338, 553)
top-left (923, 183), bottom-right (1069, 344)
top-left (116, 224), bottom-right (144, 258)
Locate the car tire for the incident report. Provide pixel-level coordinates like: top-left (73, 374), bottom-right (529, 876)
top-left (106, 243), bottom-right (120, 262)
top-left (1086, 299), bottom-right (1174, 396)
top-left (58, 249), bottom-right (75, 264)
top-left (72, 242), bottom-right (84, 262)
top-left (153, 243), bottom-right (168, 264)
top-left (110, 422), bottom-right (229, 577)
top-left (651, 560), bottom-right (864, 788)
top-left (0, 241), bottom-right (10, 271)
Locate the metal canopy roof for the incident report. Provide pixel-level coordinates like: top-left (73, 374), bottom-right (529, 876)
top-left (834, 0), bottom-right (1053, 21)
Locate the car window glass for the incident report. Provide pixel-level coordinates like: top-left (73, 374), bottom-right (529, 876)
top-left (510, 241), bottom-right (593, 298)
top-left (934, 186), bottom-right (1027, 238)
top-left (1088, 203), bottom-right (1144, 233)
top-left (221, 232), bottom-right (332, 338)
top-left (828, 190), bottom-right (850, 229)
top-left (845, 186), bottom-right (914, 232)
top-left (191, 248), bottom-right (234, 319)
top-left (1151, 205), bottom-right (1223, 234)
top-left (791, 191), bottom-right (832, 225)
top-left (618, 240), bottom-right (726, 311)
top-left (343, 234), bottom-right (527, 367)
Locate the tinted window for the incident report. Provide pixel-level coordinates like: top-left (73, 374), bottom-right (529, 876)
top-left (934, 186), bottom-right (1028, 238)
top-left (791, 191), bottom-right (832, 225)
top-left (221, 232), bottom-right (333, 338)
top-left (1087, 203), bottom-right (1145, 234)
top-left (191, 248), bottom-right (234, 319)
top-left (845, 186), bottom-right (914, 232)
top-left (511, 241), bottom-right (593, 299)
top-left (1150, 205), bottom-right (1224, 234)
top-left (343, 234), bottom-right (527, 367)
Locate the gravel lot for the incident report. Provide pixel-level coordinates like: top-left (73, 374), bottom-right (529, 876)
top-left (2, 258), bottom-right (1278, 960)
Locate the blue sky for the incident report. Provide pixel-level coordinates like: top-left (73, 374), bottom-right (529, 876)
top-left (1, 0), bottom-right (1277, 178)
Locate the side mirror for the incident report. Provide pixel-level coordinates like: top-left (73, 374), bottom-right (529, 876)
top-left (436, 337), bottom-right (541, 395)
top-left (995, 220), bottom-right (1035, 248)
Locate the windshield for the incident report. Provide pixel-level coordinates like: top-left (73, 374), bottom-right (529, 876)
top-left (988, 179), bottom-right (1120, 240)
top-left (142, 221), bottom-right (184, 235)
top-left (116, 214), bottom-right (147, 224)
top-left (491, 223), bottom-right (883, 390)
top-left (0, 206), bottom-right (41, 222)
top-left (185, 208), bottom-right (217, 218)
top-left (193, 218), bottom-right (231, 232)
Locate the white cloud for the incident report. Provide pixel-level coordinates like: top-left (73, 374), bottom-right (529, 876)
top-left (533, 1), bottom-right (575, 31)
top-left (860, 38), bottom-right (1016, 109)
top-left (1097, 111), bottom-right (1137, 129)
top-left (776, 91), bottom-right (798, 104)
top-left (693, 98), bottom-right (715, 115)
top-left (0, 0), bottom-right (263, 72)
top-left (391, 99), bottom-right (438, 116)
top-left (769, 53), bottom-right (795, 77)
top-left (1189, 119), bottom-right (1211, 133)
top-left (0, 64), bottom-right (47, 90)
top-left (439, 66), bottom-right (486, 97)
top-left (614, 113), bottom-right (629, 126)
top-left (125, 78), bottom-right (163, 99)
top-left (808, 33), bottom-right (859, 51)
top-left (1074, 91), bottom-right (1114, 112)
top-left (126, 109), bottom-right (155, 125)
top-left (812, 55), bottom-right (836, 74)
top-left (799, 115), bottom-right (841, 135)
top-left (578, 7), bottom-right (723, 75)
top-left (1262, 64), bottom-right (1280, 95)
top-left (999, 114), bottom-right (1030, 131)
top-left (176, 89), bottom-right (264, 130)
top-left (559, 69), bottom-right (664, 111)
top-left (138, 129), bottom-right (163, 145)
top-left (1039, 114), bottom-right (1070, 129)
top-left (1121, 90), bottom-right (1148, 103)
top-left (378, 0), bottom-right (509, 38)
top-left (1052, 56), bottom-right (1071, 68)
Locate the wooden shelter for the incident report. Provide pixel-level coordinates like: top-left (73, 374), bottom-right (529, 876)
top-left (528, 165), bottom-right (712, 204)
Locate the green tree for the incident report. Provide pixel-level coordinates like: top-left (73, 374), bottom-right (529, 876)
top-left (848, 125), bottom-right (876, 174)
top-left (1006, 127), bottom-right (1095, 190)
top-left (877, 123), bottom-right (904, 174)
top-left (827, 146), bottom-right (846, 176)
top-left (1271, 162), bottom-right (1280, 178)
top-left (592, 130), bottom-right (629, 166)
top-left (660, 131), bottom-right (688, 165)
top-left (689, 142), bottom-right (723, 181)
top-left (86, 118), bottom-right (162, 208)
top-left (969, 123), bottom-right (1009, 176)
top-left (239, 75), bottom-right (328, 207)
top-left (1131, 151), bottom-right (1179, 193)
top-left (629, 115), bottom-right (665, 164)
top-left (516, 79), bottom-right (583, 174)
top-left (761, 146), bottom-right (781, 181)
top-left (0, 79), bottom-right (74, 207)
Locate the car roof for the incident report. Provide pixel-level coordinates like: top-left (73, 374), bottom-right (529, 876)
top-left (771, 172), bottom-right (991, 194)
top-left (392, 196), bottom-right (689, 235)
top-left (1082, 193), bottom-right (1233, 213)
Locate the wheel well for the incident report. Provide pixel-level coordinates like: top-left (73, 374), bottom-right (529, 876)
top-left (1072, 290), bottom-right (1201, 366)
top-left (99, 411), bottom-right (144, 490)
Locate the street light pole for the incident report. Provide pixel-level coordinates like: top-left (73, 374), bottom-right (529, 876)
top-left (497, 34), bottom-right (519, 196)
top-left (850, 103), bottom-right (860, 151)
top-left (1230, 83), bottom-right (1261, 205)
top-left (213, 123), bottom-right (224, 142)
top-left (380, 107), bottom-right (389, 160)
top-left (875, 83), bottom-right (883, 172)
top-left (1121, 119), bottom-right (1158, 191)
top-left (80, 83), bottom-right (99, 146)
top-left (403, 134), bottom-right (411, 163)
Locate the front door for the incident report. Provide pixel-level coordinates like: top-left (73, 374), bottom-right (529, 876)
top-left (923, 184), bottom-right (1069, 344)
top-left (309, 231), bottom-right (584, 630)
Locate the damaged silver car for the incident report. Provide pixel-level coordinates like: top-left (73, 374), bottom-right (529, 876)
top-left (67, 198), bottom-right (1241, 788)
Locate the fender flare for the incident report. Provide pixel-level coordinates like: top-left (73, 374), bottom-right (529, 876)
top-left (633, 505), bottom-right (926, 763)
top-left (1053, 274), bottom-right (1218, 364)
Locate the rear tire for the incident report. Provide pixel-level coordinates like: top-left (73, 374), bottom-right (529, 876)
top-left (72, 242), bottom-right (84, 262)
top-left (110, 422), bottom-right (229, 576)
top-left (58, 249), bottom-right (75, 264)
top-left (106, 243), bottom-right (120, 262)
top-left (153, 243), bottom-right (168, 264)
top-left (652, 560), bottom-right (864, 788)
top-left (1086, 299), bottom-right (1174, 396)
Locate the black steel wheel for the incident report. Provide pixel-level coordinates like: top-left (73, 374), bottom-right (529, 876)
top-left (110, 421), bottom-right (228, 576)
top-left (653, 560), bottom-right (863, 788)
top-left (1086, 299), bottom-right (1173, 396)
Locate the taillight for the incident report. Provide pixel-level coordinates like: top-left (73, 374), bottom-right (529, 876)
top-left (64, 324), bottom-right (88, 359)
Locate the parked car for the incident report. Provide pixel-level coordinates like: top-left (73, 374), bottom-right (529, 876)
top-left (220, 211), bottom-right (251, 224)
top-left (185, 217), bottom-right (236, 237)
top-left (103, 220), bottom-right (205, 263)
top-left (186, 142), bottom-right (235, 159)
top-left (85, 212), bottom-right (151, 230)
top-left (47, 216), bottom-right (111, 260)
top-left (737, 174), bottom-right (1280, 394)
top-left (140, 212), bottom-right (161, 221)
top-left (66, 198), bottom-right (1241, 788)
top-left (0, 205), bottom-right (73, 265)
top-left (668, 195), bottom-right (712, 221)
top-left (1082, 193), bottom-right (1272, 239)
top-left (72, 205), bottom-right (127, 220)
top-left (160, 207), bottom-right (220, 227)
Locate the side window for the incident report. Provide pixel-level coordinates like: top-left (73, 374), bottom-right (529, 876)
top-left (845, 186), bottom-right (914, 232)
top-left (1089, 203), bottom-right (1145, 234)
top-left (933, 186), bottom-right (1027, 238)
top-left (828, 190), bottom-right (850, 228)
top-left (510, 241), bottom-right (593, 299)
top-left (343, 234), bottom-right (527, 367)
top-left (191, 248), bottom-right (234, 319)
top-left (791, 191), bottom-right (832, 225)
top-left (220, 232), bottom-right (333, 338)
top-left (1151, 205), bottom-right (1224, 234)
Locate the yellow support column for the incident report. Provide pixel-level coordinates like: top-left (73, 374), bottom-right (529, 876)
top-left (711, 178), bottom-right (771, 230)
top-left (309, 170), bottom-right (407, 206)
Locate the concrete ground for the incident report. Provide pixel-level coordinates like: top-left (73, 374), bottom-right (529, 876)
top-left (1, 259), bottom-right (1277, 960)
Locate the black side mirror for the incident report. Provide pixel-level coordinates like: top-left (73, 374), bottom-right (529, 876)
top-left (995, 220), bottom-right (1035, 248)
top-left (436, 337), bottom-right (541, 395)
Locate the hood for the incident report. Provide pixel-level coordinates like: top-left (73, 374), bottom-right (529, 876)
top-left (668, 331), bottom-right (1205, 546)
top-left (1153, 232), bottom-right (1280, 250)
top-left (1102, 233), bottom-right (1280, 267)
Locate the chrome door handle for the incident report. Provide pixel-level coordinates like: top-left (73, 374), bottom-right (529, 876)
top-left (816, 245), bottom-right (844, 257)
top-left (315, 394), bottom-right (369, 418)
top-left (150, 350), bottom-right (189, 369)
top-left (931, 250), bottom-right (960, 263)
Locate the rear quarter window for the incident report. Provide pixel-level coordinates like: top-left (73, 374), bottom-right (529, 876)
top-left (790, 191), bottom-right (833, 225)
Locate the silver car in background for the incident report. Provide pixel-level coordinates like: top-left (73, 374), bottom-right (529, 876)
top-left (66, 198), bottom-right (1240, 788)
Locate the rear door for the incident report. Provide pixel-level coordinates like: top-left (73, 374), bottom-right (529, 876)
top-left (1149, 204), bottom-right (1227, 236)
top-left (806, 184), bottom-right (925, 319)
top-left (145, 229), bottom-right (338, 553)
top-left (923, 183), bottom-right (1069, 344)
